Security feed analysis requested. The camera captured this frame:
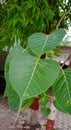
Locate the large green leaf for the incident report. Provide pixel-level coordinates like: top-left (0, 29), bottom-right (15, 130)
top-left (9, 49), bottom-right (60, 106)
top-left (28, 29), bottom-right (66, 56)
top-left (53, 68), bottom-right (71, 114)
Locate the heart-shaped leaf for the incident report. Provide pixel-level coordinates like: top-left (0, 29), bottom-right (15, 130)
top-left (8, 48), bottom-right (60, 109)
top-left (28, 29), bottom-right (66, 56)
top-left (41, 107), bottom-right (51, 117)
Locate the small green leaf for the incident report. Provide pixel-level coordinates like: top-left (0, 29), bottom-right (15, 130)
top-left (39, 94), bottom-right (48, 106)
top-left (41, 107), bottom-right (51, 117)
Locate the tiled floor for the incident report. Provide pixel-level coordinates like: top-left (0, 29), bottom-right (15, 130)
top-left (54, 111), bottom-right (71, 130)
top-left (0, 96), bottom-right (71, 130)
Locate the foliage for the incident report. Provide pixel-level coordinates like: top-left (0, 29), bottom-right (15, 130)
top-left (0, 0), bottom-right (71, 52)
top-left (4, 28), bottom-right (71, 117)
top-left (0, 0), bottom-right (71, 118)
top-left (53, 68), bottom-right (71, 114)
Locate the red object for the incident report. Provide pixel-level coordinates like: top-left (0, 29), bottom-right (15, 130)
top-left (30, 97), bottom-right (39, 110)
top-left (46, 119), bottom-right (55, 130)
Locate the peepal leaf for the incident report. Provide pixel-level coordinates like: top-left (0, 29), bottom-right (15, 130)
top-left (9, 49), bottom-right (60, 106)
top-left (41, 107), bottom-right (51, 117)
top-left (28, 28), bottom-right (66, 56)
top-left (53, 68), bottom-right (71, 114)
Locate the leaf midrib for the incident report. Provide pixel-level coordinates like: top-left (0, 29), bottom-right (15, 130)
top-left (62, 69), bottom-right (70, 98)
top-left (40, 35), bottom-right (48, 55)
top-left (22, 57), bottom-right (40, 98)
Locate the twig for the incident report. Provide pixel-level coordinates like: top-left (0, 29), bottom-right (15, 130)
top-left (44, 92), bottom-right (55, 100)
top-left (56, 8), bottom-right (71, 29)
top-left (47, 95), bottom-right (55, 100)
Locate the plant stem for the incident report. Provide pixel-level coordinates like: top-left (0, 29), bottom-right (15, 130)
top-left (56, 8), bottom-right (71, 29)
top-left (46, 102), bottom-right (57, 130)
